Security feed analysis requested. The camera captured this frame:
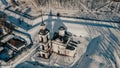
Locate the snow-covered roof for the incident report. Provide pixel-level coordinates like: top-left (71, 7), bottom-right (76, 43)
top-left (53, 32), bottom-right (70, 44)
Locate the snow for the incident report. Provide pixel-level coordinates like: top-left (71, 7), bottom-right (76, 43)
top-left (113, 51), bottom-right (120, 68)
top-left (12, 16), bottom-right (120, 68)
top-left (0, 1), bottom-right (120, 68)
top-left (0, 13), bottom-right (120, 68)
top-left (13, 15), bottom-right (120, 68)
top-left (1, 35), bottom-right (14, 43)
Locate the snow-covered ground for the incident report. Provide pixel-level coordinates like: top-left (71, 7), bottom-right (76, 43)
top-left (31, 36), bottom-right (88, 68)
top-left (14, 16), bottom-right (120, 68)
top-left (0, 1), bottom-right (120, 68)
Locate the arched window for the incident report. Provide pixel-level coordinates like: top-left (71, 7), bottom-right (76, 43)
top-left (48, 44), bottom-right (50, 48)
top-left (40, 36), bottom-right (43, 42)
top-left (42, 45), bottom-right (44, 50)
top-left (46, 35), bottom-right (49, 42)
top-left (43, 54), bottom-right (45, 58)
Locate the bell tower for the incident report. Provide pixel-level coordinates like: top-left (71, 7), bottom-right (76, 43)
top-left (38, 14), bottom-right (52, 59)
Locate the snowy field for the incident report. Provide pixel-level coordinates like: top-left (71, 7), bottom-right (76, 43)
top-left (0, 0), bottom-right (120, 68)
top-left (15, 16), bottom-right (120, 68)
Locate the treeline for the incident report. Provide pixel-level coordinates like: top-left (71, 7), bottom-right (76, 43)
top-left (31, 0), bottom-right (110, 9)
top-left (31, 0), bottom-right (84, 9)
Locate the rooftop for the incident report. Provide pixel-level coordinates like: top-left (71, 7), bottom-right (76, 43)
top-left (0, 43), bottom-right (12, 62)
top-left (5, 6), bottom-right (41, 20)
top-left (59, 26), bottom-right (65, 30)
top-left (39, 28), bottom-right (49, 35)
top-left (66, 45), bottom-right (75, 50)
top-left (7, 37), bottom-right (26, 49)
top-left (53, 32), bottom-right (70, 44)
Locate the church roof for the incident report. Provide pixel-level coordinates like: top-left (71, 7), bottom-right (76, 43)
top-left (59, 26), bottom-right (65, 30)
top-left (39, 28), bottom-right (49, 35)
top-left (53, 32), bottom-right (69, 44)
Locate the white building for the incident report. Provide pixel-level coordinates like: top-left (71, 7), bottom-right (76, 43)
top-left (52, 26), bottom-right (77, 57)
top-left (4, 0), bottom-right (42, 26)
top-left (38, 24), bottom-right (77, 58)
top-left (38, 21), bottom-right (52, 59)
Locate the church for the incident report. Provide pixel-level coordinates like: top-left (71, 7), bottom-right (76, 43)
top-left (38, 21), bottom-right (77, 59)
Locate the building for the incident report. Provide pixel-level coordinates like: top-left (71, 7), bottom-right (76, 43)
top-left (38, 21), bottom-right (52, 59)
top-left (0, 12), bottom-right (32, 65)
top-left (0, 11), bottom-right (10, 37)
top-left (7, 37), bottom-right (26, 50)
top-left (37, 23), bottom-right (77, 58)
top-left (4, 0), bottom-right (42, 27)
top-left (52, 26), bottom-right (77, 57)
